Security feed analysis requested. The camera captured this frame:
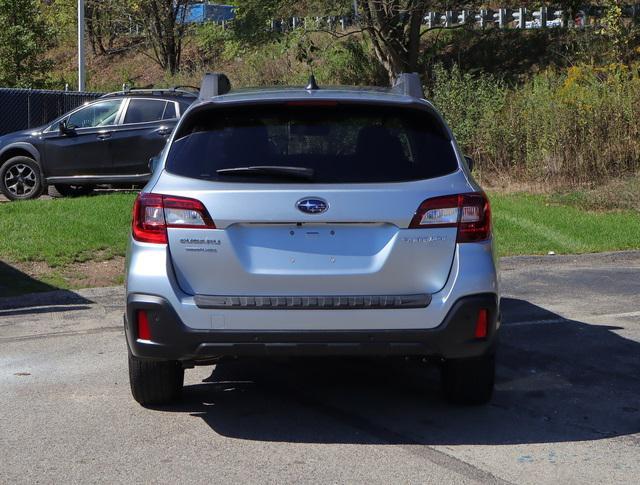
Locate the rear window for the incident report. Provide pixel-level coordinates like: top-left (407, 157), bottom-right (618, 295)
top-left (166, 104), bottom-right (458, 183)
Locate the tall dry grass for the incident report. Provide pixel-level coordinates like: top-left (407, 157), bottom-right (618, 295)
top-left (430, 64), bottom-right (640, 185)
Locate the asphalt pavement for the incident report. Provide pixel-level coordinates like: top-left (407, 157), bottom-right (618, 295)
top-left (1, 252), bottom-right (639, 484)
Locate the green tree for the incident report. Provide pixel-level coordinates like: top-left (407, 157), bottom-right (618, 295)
top-left (597, 0), bottom-right (636, 63)
top-left (300, 1), bottom-right (482, 83)
top-left (232, 0), bottom-right (352, 44)
top-left (0, 0), bottom-right (54, 87)
top-left (85, 0), bottom-right (129, 56)
top-left (131, 0), bottom-right (191, 74)
top-left (354, 1), bottom-right (482, 83)
top-left (231, 0), bottom-right (285, 44)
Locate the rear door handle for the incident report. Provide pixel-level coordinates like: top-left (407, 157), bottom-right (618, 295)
top-left (156, 127), bottom-right (171, 136)
top-left (97, 132), bottom-right (112, 140)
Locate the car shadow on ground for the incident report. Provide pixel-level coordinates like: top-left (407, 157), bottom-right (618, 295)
top-left (0, 261), bottom-right (92, 310)
top-left (153, 298), bottom-right (640, 446)
top-left (0, 261), bottom-right (58, 297)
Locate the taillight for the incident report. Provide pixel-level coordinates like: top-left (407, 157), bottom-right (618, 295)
top-left (409, 192), bottom-right (491, 242)
top-left (162, 196), bottom-right (216, 228)
top-left (132, 193), bottom-right (215, 244)
top-left (132, 193), bottom-right (166, 244)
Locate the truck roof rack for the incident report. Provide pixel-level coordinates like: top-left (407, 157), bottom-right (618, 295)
top-left (198, 73), bottom-right (231, 100)
top-left (101, 87), bottom-right (198, 98)
top-left (392, 72), bottom-right (424, 99)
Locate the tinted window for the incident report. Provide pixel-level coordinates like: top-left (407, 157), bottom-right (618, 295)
top-left (67, 100), bottom-right (122, 129)
top-left (178, 100), bottom-right (193, 114)
top-left (166, 104), bottom-right (457, 183)
top-left (162, 102), bottom-right (176, 120)
top-left (123, 99), bottom-right (167, 124)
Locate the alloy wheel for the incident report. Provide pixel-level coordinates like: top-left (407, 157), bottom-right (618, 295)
top-left (4, 163), bottom-right (37, 197)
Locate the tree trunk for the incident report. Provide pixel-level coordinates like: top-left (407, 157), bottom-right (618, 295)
top-left (139, 0), bottom-right (187, 74)
top-left (359, 0), bottom-right (427, 84)
top-left (406, 2), bottom-right (426, 73)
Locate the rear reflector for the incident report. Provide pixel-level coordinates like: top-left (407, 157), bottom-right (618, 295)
top-left (132, 193), bottom-right (215, 244)
top-left (409, 192), bottom-right (491, 242)
top-left (137, 310), bottom-right (151, 340)
top-left (474, 309), bottom-right (489, 339)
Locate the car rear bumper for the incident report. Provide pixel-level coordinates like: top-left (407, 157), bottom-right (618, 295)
top-left (125, 293), bottom-right (499, 363)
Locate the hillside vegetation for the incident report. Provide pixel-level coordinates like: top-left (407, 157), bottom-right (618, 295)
top-left (3, 1), bottom-right (640, 187)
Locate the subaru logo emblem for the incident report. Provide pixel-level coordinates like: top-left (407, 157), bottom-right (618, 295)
top-left (296, 197), bottom-right (328, 214)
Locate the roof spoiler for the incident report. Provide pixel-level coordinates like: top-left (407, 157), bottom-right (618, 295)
top-left (392, 72), bottom-right (424, 99)
top-left (198, 72), bottom-right (231, 100)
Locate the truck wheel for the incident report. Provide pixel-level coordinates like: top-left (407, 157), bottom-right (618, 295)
top-left (128, 351), bottom-right (184, 406)
top-left (0, 156), bottom-right (44, 200)
top-left (52, 184), bottom-right (94, 197)
top-left (441, 353), bottom-right (495, 405)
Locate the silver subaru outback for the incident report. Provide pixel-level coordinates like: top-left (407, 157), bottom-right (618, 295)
top-left (125, 73), bottom-right (499, 406)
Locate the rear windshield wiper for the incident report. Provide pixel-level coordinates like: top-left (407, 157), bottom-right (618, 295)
top-left (216, 166), bottom-right (314, 180)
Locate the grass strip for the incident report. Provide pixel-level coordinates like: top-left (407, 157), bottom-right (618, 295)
top-left (0, 193), bottom-right (136, 267)
top-left (490, 193), bottom-right (640, 256)
top-left (0, 191), bottom-right (637, 272)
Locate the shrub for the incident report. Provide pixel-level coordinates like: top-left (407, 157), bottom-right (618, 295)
top-left (209, 30), bottom-right (386, 88)
top-left (430, 64), bottom-right (640, 184)
top-left (428, 64), bottom-right (506, 153)
top-left (314, 37), bottom-right (387, 86)
top-left (194, 23), bottom-right (243, 68)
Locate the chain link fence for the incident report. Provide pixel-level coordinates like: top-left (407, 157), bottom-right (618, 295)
top-left (0, 89), bottom-right (103, 136)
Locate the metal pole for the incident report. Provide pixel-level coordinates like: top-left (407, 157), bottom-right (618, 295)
top-left (78, 0), bottom-right (85, 91)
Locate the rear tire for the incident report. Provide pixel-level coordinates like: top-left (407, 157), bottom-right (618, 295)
top-left (128, 351), bottom-right (184, 406)
top-left (441, 353), bottom-right (495, 405)
top-left (52, 184), bottom-right (94, 197)
top-left (0, 156), bottom-right (44, 200)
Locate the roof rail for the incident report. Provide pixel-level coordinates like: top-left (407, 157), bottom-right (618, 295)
top-left (199, 73), bottom-right (231, 100)
top-left (392, 72), bottom-right (424, 99)
top-left (100, 88), bottom-right (198, 98)
top-left (171, 85), bottom-right (200, 93)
